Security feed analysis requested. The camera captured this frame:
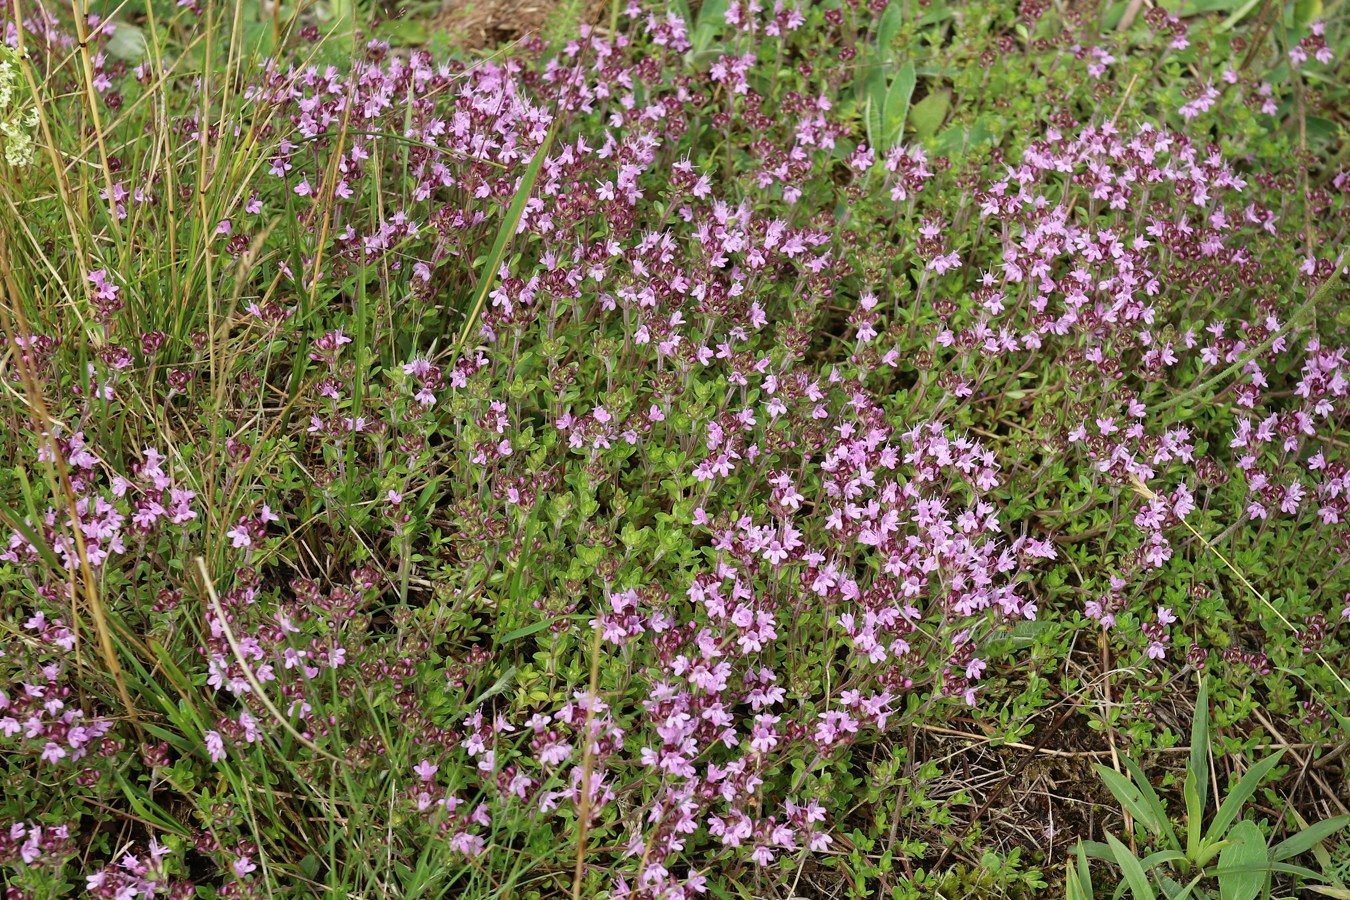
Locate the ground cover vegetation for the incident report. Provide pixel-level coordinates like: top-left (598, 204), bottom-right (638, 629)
top-left (1, 0), bottom-right (1349, 896)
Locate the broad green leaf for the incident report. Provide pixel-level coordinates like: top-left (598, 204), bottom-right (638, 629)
top-left (1218, 821), bottom-right (1268, 900)
top-left (1305, 116), bottom-right (1340, 145)
top-left (1139, 850), bottom-right (1189, 871)
top-left (910, 88), bottom-right (951, 141)
top-left (465, 666), bottom-right (517, 708)
top-left (697, 0), bottom-right (729, 30)
top-left (932, 123), bottom-right (968, 156)
top-left (666, 0), bottom-right (692, 21)
top-left (1185, 771), bottom-right (1204, 860)
top-left (917, 1), bottom-right (952, 25)
top-left (106, 22), bottom-right (148, 61)
top-left (694, 0), bottom-right (728, 51)
top-left (885, 62), bottom-right (917, 149)
top-left (1081, 839), bottom-right (1118, 861)
top-left (1123, 756), bottom-right (1182, 850)
top-left (1271, 815), bottom-right (1350, 861)
top-left (685, 47), bottom-right (726, 73)
top-left (1206, 751), bottom-right (1285, 845)
top-left (1107, 831), bottom-right (1157, 900)
top-left (1067, 862), bottom-right (1090, 900)
top-left (1170, 874), bottom-right (1209, 900)
top-left (1294, 0), bottom-right (1323, 29)
top-left (1190, 677), bottom-right (1211, 821)
top-left (375, 18), bottom-right (428, 46)
top-left (1097, 764), bottom-right (1165, 837)
top-left (1076, 841), bottom-right (1095, 899)
top-left (863, 65), bottom-right (888, 150)
top-left (1102, 0), bottom-right (1130, 29)
top-left (877, 2), bottom-right (903, 55)
top-left (1217, 0), bottom-right (1264, 30)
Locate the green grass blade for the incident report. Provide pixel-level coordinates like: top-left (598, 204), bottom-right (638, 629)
top-left (1123, 755), bottom-right (1182, 851)
top-left (1271, 815), bottom-right (1350, 862)
top-left (1205, 751), bottom-right (1285, 845)
top-left (455, 113), bottom-right (560, 354)
top-left (1097, 763), bottom-right (1164, 837)
top-left (1074, 841), bottom-right (1095, 900)
top-left (1107, 831), bottom-right (1158, 900)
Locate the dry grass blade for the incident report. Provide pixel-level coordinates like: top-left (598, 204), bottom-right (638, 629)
top-left (0, 228), bottom-right (144, 742)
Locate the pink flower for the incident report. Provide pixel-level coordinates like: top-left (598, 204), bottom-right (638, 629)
top-left (205, 730), bottom-right (226, 762)
top-left (227, 524), bottom-right (252, 549)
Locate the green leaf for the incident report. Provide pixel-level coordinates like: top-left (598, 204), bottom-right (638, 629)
top-left (375, 18), bottom-right (428, 46)
top-left (499, 617), bottom-right (560, 643)
top-left (465, 666), bottom-right (517, 708)
top-left (1205, 751), bottom-right (1285, 845)
top-left (877, 2), bottom-right (903, 55)
top-left (114, 772), bottom-right (190, 836)
top-left (1304, 116), bottom-right (1340, 145)
top-left (1139, 850), bottom-right (1189, 871)
top-left (105, 22), bottom-right (148, 61)
top-left (1190, 677), bottom-right (1211, 819)
top-left (1074, 841), bottom-right (1095, 900)
top-left (693, 0), bottom-right (728, 51)
top-left (1097, 764), bottom-right (1164, 837)
top-left (910, 88), bottom-right (951, 141)
top-left (1170, 874), bottom-right (1209, 900)
top-left (917, 0), bottom-right (952, 25)
top-left (0, 501), bottom-right (63, 573)
top-left (863, 65), bottom-right (888, 150)
top-left (1268, 861), bottom-right (1328, 880)
top-left (1081, 840), bottom-right (1118, 862)
top-left (1294, 0), bottom-right (1323, 29)
top-left (884, 62), bottom-right (916, 149)
top-left (1123, 756), bottom-right (1182, 851)
top-left (1067, 865), bottom-right (1090, 900)
top-left (1107, 832), bottom-right (1157, 900)
top-left (1217, 0), bottom-right (1264, 30)
top-left (1270, 815), bottom-right (1350, 861)
top-left (1218, 821), bottom-right (1268, 900)
top-left (1102, 0), bottom-right (1130, 29)
top-left (1185, 772), bottom-right (1204, 862)
top-left (456, 109), bottom-right (559, 352)
top-left (1178, 0), bottom-right (1247, 12)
